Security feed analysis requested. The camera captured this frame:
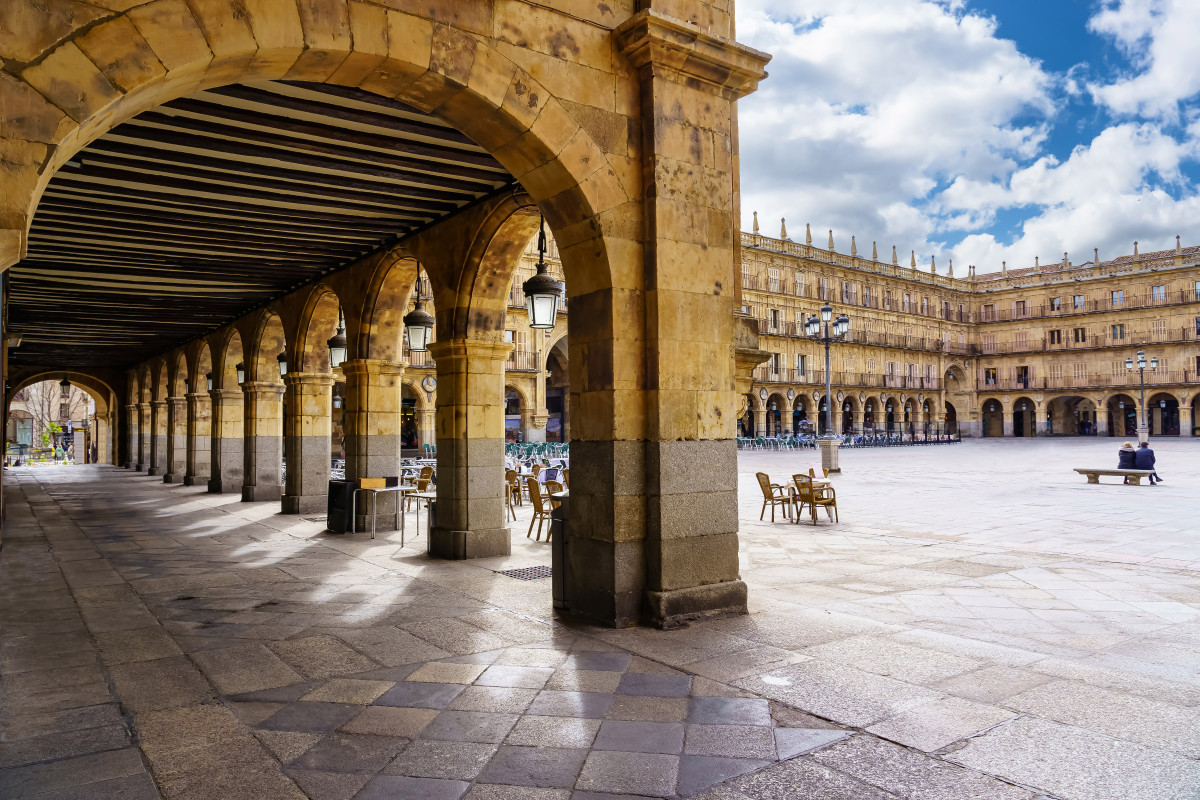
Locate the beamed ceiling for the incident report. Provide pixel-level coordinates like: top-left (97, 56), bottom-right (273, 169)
top-left (9, 80), bottom-right (517, 371)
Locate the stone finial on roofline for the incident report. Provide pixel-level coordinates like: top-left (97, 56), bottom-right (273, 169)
top-left (892, 245), bottom-right (898, 265)
top-left (948, 258), bottom-right (953, 276)
top-left (828, 229), bottom-right (835, 251)
top-left (931, 254), bottom-right (936, 273)
top-left (910, 250), bottom-right (916, 268)
top-left (872, 241), bottom-right (878, 261)
top-left (1002, 260), bottom-right (1007, 276)
top-left (1094, 247), bottom-right (1099, 264)
top-left (752, 210), bottom-right (759, 233)
top-left (851, 235), bottom-right (856, 256)
top-left (805, 223), bottom-right (812, 245)
top-left (780, 218), bottom-right (787, 240)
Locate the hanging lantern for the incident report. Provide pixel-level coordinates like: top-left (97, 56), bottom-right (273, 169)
top-left (522, 216), bottom-right (561, 329)
top-left (328, 311), bottom-right (348, 369)
top-left (277, 352), bottom-right (288, 377)
top-left (235, 362), bottom-right (246, 384)
top-left (59, 377), bottom-right (71, 398)
top-left (205, 372), bottom-right (213, 392)
top-left (332, 391), bottom-right (343, 410)
top-left (403, 266), bottom-right (435, 352)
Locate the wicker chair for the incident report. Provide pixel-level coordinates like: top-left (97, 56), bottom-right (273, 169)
top-left (505, 469), bottom-right (523, 506)
top-left (756, 472), bottom-right (792, 522)
top-left (526, 478), bottom-right (552, 541)
top-left (791, 473), bottom-right (837, 525)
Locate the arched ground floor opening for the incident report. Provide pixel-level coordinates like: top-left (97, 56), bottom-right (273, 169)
top-left (1149, 393), bottom-right (1180, 436)
top-left (1107, 394), bottom-right (1139, 438)
top-left (1047, 396), bottom-right (1098, 436)
top-left (981, 399), bottom-right (1003, 437)
top-left (1012, 397), bottom-right (1036, 438)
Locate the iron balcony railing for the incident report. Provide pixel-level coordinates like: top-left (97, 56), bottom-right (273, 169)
top-left (977, 370), bottom-right (1199, 392)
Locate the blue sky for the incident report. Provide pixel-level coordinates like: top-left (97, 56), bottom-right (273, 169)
top-left (735, 0), bottom-right (1200, 272)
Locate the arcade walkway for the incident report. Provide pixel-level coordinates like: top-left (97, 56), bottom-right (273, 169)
top-left (3, 462), bottom-right (1199, 800)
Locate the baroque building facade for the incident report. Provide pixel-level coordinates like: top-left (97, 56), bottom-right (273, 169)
top-left (739, 221), bottom-right (1200, 439)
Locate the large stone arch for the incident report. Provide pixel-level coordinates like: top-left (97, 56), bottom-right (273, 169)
top-left (8, 371), bottom-right (115, 417)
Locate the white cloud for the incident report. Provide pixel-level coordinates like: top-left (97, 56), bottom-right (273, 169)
top-left (1087, 0), bottom-right (1200, 118)
top-left (735, 0), bottom-right (1200, 272)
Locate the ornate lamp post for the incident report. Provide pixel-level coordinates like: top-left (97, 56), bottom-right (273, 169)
top-left (804, 302), bottom-right (850, 472)
top-left (1125, 349), bottom-right (1157, 442)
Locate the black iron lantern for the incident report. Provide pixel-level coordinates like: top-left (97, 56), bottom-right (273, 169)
top-left (522, 216), bottom-right (561, 329)
top-left (403, 266), bottom-right (435, 352)
top-left (235, 362), bottom-right (246, 384)
top-left (327, 310), bottom-right (348, 369)
top-left (205, 372), bottom-right (213, 392)
top-left (332, 391), bottom-right (343, 410)
top-left (277, 352), bottom-right (288, 377)
top-left (59, 377), bottom-right (71, 398)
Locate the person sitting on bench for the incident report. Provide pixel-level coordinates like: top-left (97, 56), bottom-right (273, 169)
top-left (1135, 441), bottom-right (1160, 485)
top-left (1117, 442), bottom-right (1136, 484)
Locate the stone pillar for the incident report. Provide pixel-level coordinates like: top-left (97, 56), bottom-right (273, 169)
top-left (208, 389), bottom-right (243, 493)
top-left (523, 410), bottom-right (549, 443)
top-left (282, 373), bottom-right (334, 514)
top-left (418, 408), bottom-right (436, 453)
top-left (752, 409), bottom-right (765, 437)
top-left (124, 405), bottom-right (138, 468)
top-left (852, 409), bottom-right (864, 434)
top-left (343, 359), bottom-right (404, 530)
top-left (137, 402), bottom-right (151, 471)
top-left (1182, 403), bottom-right (1194, 436)
top-left (429, 340), bottom-right (511, 559)
top-left (1095, 406), bottom-right (1110, 436)
top-left (163, 397), bottom-right (186, 483)
top-left (1151, 406), bottom-right (1162, 436)
top-left (1002, 409), bottom-right (1014, 437)
top-left (149, 400), bottom-right (168, 475)
top-left (184, 392), bottom-right (211, 486)
top-left (242, 382), bottom-right (284, 502)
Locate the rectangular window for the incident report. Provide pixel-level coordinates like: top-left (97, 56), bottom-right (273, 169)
top-left (1049, 296), bottom-right (1061, 311)
top-left (1073, 294), bottom-right (1086, 309)
top-left (863, 286), bottom-right (871, 307)
top-left (1111, 289), bottom-right (1124, 306)
top-left (958, 304), bottom-right (965, 322)
top-left (1073, 363), bottom-right (1086, 381)
top-left (504, 330), bottom-right (514, 344)
top-left (1195, 316), bottom-right (1200, 336)
top-left (818, 276), bottom-right (829, 300)
top-left (903, 293), bottom-right (912, 312)
top-left (982, 334), bottom-right (996, 354)
top-left (1111, 324), bottom-right (1125, 340)
top-left (922, 296), bottom-right (929, 315)
top-left (1049, 329), bottom-right (1063, 344)
top-left (1049, 364), bottom-right (1063, 381)
top-left (1073, 327), bottom-right (1086, 343)
top-left (1016, 366), bottom-right (1029, 387)
top-left (795, 354), bottom-right (807, 376)
top-left (768, 268), bottom-right (780, 293)
top-left (984, 368), bottom-right (997, 385)
top-left (771, 353), bottom-right (781, 375)
top-left (884, 290), bottom-right (893, 310)
top-left (1015, 300), bottom-right (1028, 318)
top-left (1014, 331), bottom-right (1027, 350)
top-left (1152, 320), bottom-right (1166, 338)
top-left (1151, 284), bottom-right (1166, 301)
top-left (982, 303), bottom-right (996, 321)
top-left (770, 309), bottom-right (780, 330)
top-left (59, 402), bottom-right (69, 420)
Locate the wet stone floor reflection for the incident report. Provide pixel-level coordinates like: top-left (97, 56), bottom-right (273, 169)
top-left (3, 442), bottom-right (1200, 800)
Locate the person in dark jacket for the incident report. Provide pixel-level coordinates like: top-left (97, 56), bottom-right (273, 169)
top-left (1135, 442), bottom-right (1160, 484)
top-left (1117, 442), bottom-right (1136, 483)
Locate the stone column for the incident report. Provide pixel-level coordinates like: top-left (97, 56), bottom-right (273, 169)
top-left (1151, 406), bottom-right (1162, 436)
top-left (184, 392), bottom-right (211, 486)
top-left (124, 406), bottom-right (138, 468)
top-left (163, 397), bottom-right (186, 483)
top-left (207, 389), bottom-right (243, 493)
top-left (1095, 406), bottom-right (1110, 436)
top-left (149, 400), bottom-right (168, 475)
top-left (429, 340), bottom-right (511, 559)
top-left (523, 410), bottom-right (549, 443)
top-left (241, 382), bottom-right (284, 502)
top-left (417, 408), bottom-right (436, 453)
top-left (282, 373), bottom-right (334, 514)
top-left (852, 408), bottom-right (865, 434)
top-left (137, 402), bottom-right (151, 471)
top-left (752, 408), bottom-right (766, 437)
top-left (1181, 402), bottom-right (1194, 436)
top-left (343, 359), bottom-right (403, 530)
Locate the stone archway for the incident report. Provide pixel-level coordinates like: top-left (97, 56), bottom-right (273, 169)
top-left (981, 398), bottom-right (1004, 438)
top-left (2, 2), bottom-right (772, 629)
top-left (1148, 392), bottom-right (1180, 436)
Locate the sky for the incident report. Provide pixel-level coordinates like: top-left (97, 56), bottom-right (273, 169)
top-left (735, 0), bottom-right (1200, 274)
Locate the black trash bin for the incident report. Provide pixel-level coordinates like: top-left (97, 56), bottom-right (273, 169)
top-left (550, 493), bottom-right (569, 610)
top-left (326, 479), bottom-right (355, 534)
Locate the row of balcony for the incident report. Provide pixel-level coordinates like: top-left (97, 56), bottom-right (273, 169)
top-left (751, 367), bottom-right (941, 391)
top-left (755, 320), bottom-right (972, 355)
top-left (978, 287), bottom-right (1199, 322)
top-left (743, 277), bottom-right (971, 323)
top-left (980, 327), bottom-right (1198, 354)
top-left (977, 370), bottom-right (1200, 393)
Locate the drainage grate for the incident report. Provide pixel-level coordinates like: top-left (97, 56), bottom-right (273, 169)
top-left (494, 565), bottom-right (553, 581)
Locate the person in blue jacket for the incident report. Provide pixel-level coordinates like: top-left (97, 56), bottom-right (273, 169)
top-left (1134, 442), bottom-right (1160, 484)
top-left (1117, 442), bottom-right (1136, 483)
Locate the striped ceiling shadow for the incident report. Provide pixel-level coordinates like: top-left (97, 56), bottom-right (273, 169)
top-left (11, 80), bottom-right (517, 372)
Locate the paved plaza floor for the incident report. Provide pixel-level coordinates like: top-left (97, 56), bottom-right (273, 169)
top-left (2, 439), bottom-right (1199, 800)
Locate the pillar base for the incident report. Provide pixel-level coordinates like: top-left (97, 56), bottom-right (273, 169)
top-left (162, 473), bottom-right (182, 484)
top-left (817, 439), bottom-right (841, 473)
top-left (282, 494), bottom-right (328, 515)
top-left (242, 485), bottom-right (282, 502)
top-left (208, 478), bottom-right (241, 494)
top-left (643, 579), bottom-right (748, 629)
top-left (1137, 425), bottom-right (1150, 445)
top-left (136, 462), bottom-right (146, 472)
top-left (429, 527), bottom-right (511, 559)
top-left (183, 475), bottom-right (208, 486)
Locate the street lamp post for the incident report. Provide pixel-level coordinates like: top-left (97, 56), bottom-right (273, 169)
top-left (805, 302), bottom-right (850, 472)
top-left (1125, 349), bottom-right (1157, 443)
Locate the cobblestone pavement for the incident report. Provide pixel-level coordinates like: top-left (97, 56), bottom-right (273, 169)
top-left (2, 440), bottom-right (1199, 800)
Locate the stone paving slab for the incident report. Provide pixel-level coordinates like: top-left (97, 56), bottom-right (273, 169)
top-left (5, 450), bottom-right (1200, 799)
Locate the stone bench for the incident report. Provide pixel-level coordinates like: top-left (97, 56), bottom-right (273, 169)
top-left (1073, 468), bottom-right (1155, 485)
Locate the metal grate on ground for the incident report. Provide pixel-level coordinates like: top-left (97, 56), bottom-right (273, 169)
top-left (493, 565), bottom-right (553, 580)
